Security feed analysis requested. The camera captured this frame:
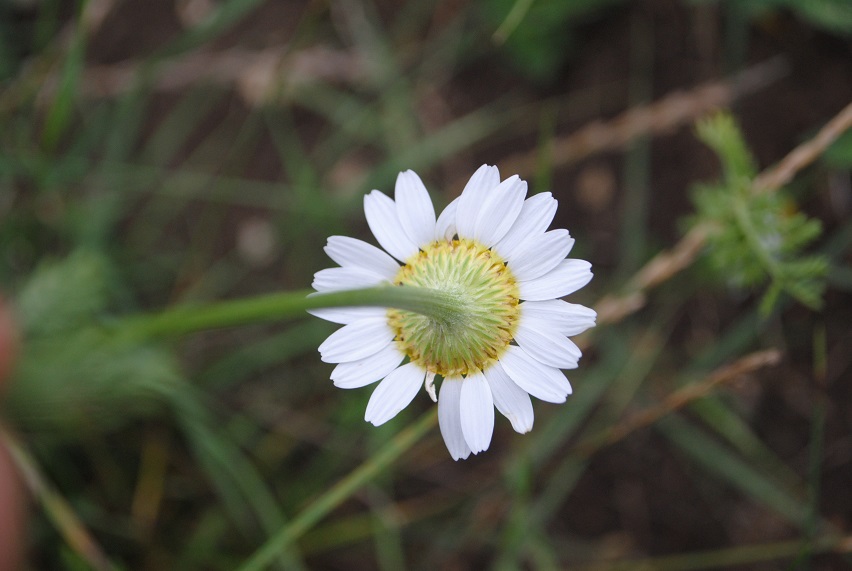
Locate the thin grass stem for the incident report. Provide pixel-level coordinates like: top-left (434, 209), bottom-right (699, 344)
top-left (2, 428), bottom-right (117, 571)
top-left (237, 408), bottom-right (438, 571)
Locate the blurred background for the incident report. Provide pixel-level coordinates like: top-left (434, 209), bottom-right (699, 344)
top-left (1, 0), bottom-right (852, 569)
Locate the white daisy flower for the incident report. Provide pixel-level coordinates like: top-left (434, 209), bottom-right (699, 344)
top-left (311, 165), bottom-right (596, 460)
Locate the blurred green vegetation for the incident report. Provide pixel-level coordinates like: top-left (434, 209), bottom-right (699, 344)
top-left (1, 0), bottom-right (851, 569)
top-left (690, 113), bottom-right (827, 313)
top-left (482, 0), bottom-right (626, 82)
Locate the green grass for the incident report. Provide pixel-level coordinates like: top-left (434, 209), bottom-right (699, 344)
top-left (1, 0), bottom-right (851, 569)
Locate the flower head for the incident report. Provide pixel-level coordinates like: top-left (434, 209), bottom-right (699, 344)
top-left (311, 165), bottom-right (595, 460)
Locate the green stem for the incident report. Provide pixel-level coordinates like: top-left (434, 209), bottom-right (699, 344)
top-left (237, 408), bottom-right (438, 571)
top-left (116, 286), bottom-right (460, 339)
top-left (731, 194), bottom-right (782, 280)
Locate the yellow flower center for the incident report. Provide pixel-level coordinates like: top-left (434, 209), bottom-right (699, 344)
top-left (387, 239), bottom-right (520, 377)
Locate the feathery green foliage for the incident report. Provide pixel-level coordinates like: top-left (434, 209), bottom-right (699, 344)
top-left (690, 112), bottom-right (828, 314)
top-left (6, 250), bottom-right (174, 432)
top-left (4, 250), bottom-right (297, 564)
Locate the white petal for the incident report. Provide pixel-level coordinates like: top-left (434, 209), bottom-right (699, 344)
top-left (499, 346), bottom-right (572, 403)
top-left (473, 175), bottom-right (526, 247)
top-left (364, 190), bottom-right (419, 262)
top-left (331, 344), bottom-right (405, 388)
top-left (514, 314), bottom-right (581, 369)
top-left (324, 236), bottom-right (400, 279)
top-left (459, 372), bottom-right (495, 454)
top-left (318, 317), bottom-right (394, 363)
top-left (438, 377), bottom-right (471, 461)
top-left (435, 197), bottom-right (460, 241)
top-left (507, 229), bottom-right (575, 282)
top-left (312, 267), bottom-right (390, 292)
top-left (520, 300), bottom-right (597, 336)
top-left (518, 259), bottom-right (593, 301)
top-left (484, 362), bottom-right (534, 433)
top-left (394, 170), bottom-right (437, 247)
top-left (456, 164), bottom-right (500, 240)
top-left (364, 362), bottom-right (426, 426)
top-left (494, 192), bottom-right (557, 260)
top-left (307, 306), bottom-right (387, 324)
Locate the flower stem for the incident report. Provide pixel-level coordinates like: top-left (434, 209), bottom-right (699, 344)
top-left (115, 286), bottom-right (460, 340)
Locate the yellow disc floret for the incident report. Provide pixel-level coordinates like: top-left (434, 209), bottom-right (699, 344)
top-left (387, 239), bottom-right (520, 377)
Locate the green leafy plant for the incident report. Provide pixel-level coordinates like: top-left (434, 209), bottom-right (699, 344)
top-left (690, 112), bottom-right (828, 314)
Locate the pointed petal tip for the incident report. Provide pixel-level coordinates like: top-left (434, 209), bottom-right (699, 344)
top-left (394, 169), bottom-right (437, 247)
top-left (459, 373), bottom-right (495, 454)
top-left (438, 377), bottom-right (473, 461)
top-left (364, 407), bottom-right (386, 426)
top-left (363, 189), bottom-right (383, 203)
top-left (363, 363), bottom-right (425, 426)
